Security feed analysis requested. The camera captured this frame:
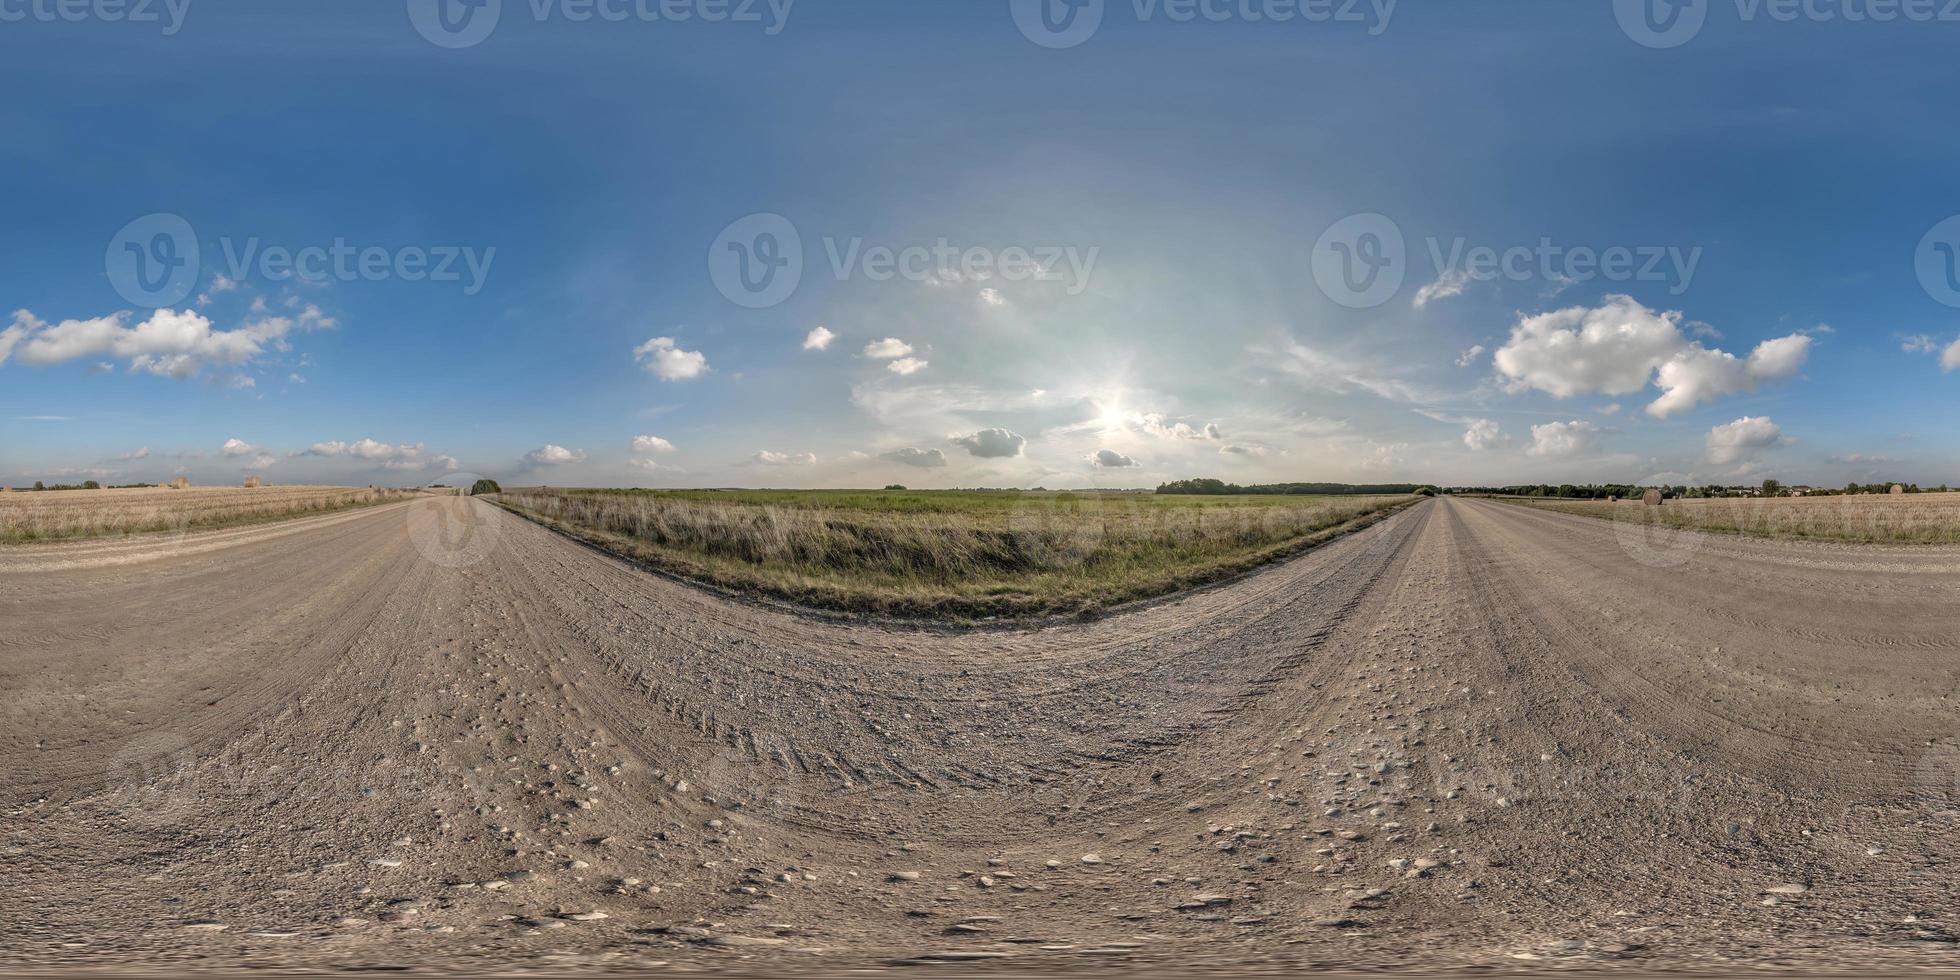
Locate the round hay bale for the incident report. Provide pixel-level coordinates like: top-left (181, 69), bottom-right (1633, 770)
top-left (1642, 488), bottom-right (1663, 507)
top-left (1891, 484), bottom-right (1905, 495)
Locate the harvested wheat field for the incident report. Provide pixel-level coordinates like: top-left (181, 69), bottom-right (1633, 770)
top-left (1505, 491), bottom-right (1960, 544)
top-left (0, 483), bottom-right (417, 544)
top-left (2, 494), bottom-right (1957, 975)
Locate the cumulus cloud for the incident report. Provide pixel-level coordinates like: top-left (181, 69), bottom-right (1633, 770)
top-left (1526, 420), bottom-right (1602, 457)
top-left (887, 356), bottom-right (929, 375)
top-left (1, 307), bottom-right (332, 378)
top-left (978, 287), bottom-right (1006, 307)
top-left (1455, 344), bottom-right (1486, 368)
top-left (1462, 418), bottom-right (1509, 450)
top-left (1910, 334), bottom-right (1960, 372)
top-left (1090, 448), bottom-right (1138, 467)
top-left (1219, 443), bottom-right (1270, 457)
top-left (1705, 416), bottom-right (1790, 465)
top-left (304, 438), bottom-right (452, 470)
top-left (862, 337), bottom-right (914, 359)
top-left (880, 447), bottom-right (947, 468)
top-left (802, 325), bottom-right (835, 351)
top-left (117, 446), bottom-right (151, 461)
top-left (523, 444), bottom-right (587, 467)
top-left (1138, 415), bottom-right (1222, 440)
top-left (753, 450), bottom-right (817, 465)
top-left (633, 336), bottom-right (709, 381)
top-left (631, 435), bottom-right (676, 454)
top-left (221, 438), bottom-right (259, 457)
top-left (1493, 295), bottom-right (1810, 418)
top-left (1413, 269), bottom-right (1470, 309)
top-left (1902, 334), bottom-right (1941, 354)
top-left (1948, 339), bottom-right (1960, 372)
top-left (949, 427), bottom-right (1026, 459)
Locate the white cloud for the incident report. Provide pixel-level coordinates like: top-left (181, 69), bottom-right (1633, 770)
top-left (753, 450), bottom-right (817, 465)
top-left (631, 435), bottom-right (676, 454)
top-left (304, 438), bottom-right (450, 471)
top-left (2, 307), bottom-right (333, 379)
top-left (245, 454), bottom-right (279, 470)
top-left (978, 287), bottom-right (1006, 307)
top-left (1219, 443), bottom-right (1270, 457)
top-left (1462, 418), bottom-right (1509, 451)
top-left (881, 447), bottom-right (947, 468)
top-left (1493, 295), bottom-right (1810, 418)
top-left (523, 444), bottom-right (587, 467)
top-left (633, 336), bottom-right (709, 381)
top-left (1526, 420), bottom-right (1603, 457)
top-left (1902, 334), bottom-right (1941, 354)
top-left (1138, 414), bottom-right (1222, 440)
top-left (221, 438), bottom-right (259, 457)
top-left (1705, 416), bottom-right (1790, 465)
top-left (1413, 269), bottom-right (1470, 309)
top-left (118, 446), bottom-right (151, 461)
top-left (862, 337), bottom-right (914, 359)
top-left (887, 356), bottom-right (929, 375)
top-left (1090, 448), bottom-right (1138, 467)
top-left (1648, 334), bottom-right (1809, 418)
top-left (1946, 338), bottom-right (1960, 373)
top-left (949, 427), bottom-right (1027, 458)
top-left (802, 325), bottom-right (835, 351)
top-left (1455, 344), bottom-right (1486, 368)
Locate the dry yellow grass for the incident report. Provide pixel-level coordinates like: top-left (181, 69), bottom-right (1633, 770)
top-left (0, 484), bottom-right (416, 544)
top-left (496, 488), bottom-right (1416, 618)
top-left (1503, 492), bottom-right (1960, 545)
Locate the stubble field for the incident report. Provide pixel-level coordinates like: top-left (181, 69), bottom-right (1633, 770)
top-left (1500, 491), bottom-right (1960, 544)
top-left (0, 484), bottom-right (419, 544)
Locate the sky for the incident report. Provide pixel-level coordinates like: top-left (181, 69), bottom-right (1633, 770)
top-left (2, 0), bottom-right (1957, 490)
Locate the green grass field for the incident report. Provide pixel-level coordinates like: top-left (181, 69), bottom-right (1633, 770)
top-left (495, 488), bottom-right (1416, 619)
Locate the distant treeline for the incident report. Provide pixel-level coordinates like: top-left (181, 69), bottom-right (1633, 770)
top-left (1156, 478), bottom-right (1429, 496)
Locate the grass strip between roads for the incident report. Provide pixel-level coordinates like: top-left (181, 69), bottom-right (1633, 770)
top-left (492, 488), bottom-right (1420, 621)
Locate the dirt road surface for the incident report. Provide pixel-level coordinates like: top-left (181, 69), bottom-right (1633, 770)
top-left (4, 495), bottom-right (1957, 974)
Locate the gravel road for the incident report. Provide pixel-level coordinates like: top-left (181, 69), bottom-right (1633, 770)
top-left (3, 494), bottom-right (1956, 973)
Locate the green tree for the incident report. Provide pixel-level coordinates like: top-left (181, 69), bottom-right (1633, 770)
top-left (1761, 479), bottom-right (1782, 497)
top-left (469, 478), bottom-right (502, 495)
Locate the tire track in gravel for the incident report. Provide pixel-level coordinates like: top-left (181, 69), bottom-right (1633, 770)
top-left (4, 493), bottom-right (1958, 974)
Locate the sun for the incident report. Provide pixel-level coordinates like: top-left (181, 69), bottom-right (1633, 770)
top-left (1096, 398), bottom-right (1128, 432)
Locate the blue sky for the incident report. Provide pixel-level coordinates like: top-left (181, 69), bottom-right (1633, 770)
top-left (2, 0), bottom-right (1957, 489)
